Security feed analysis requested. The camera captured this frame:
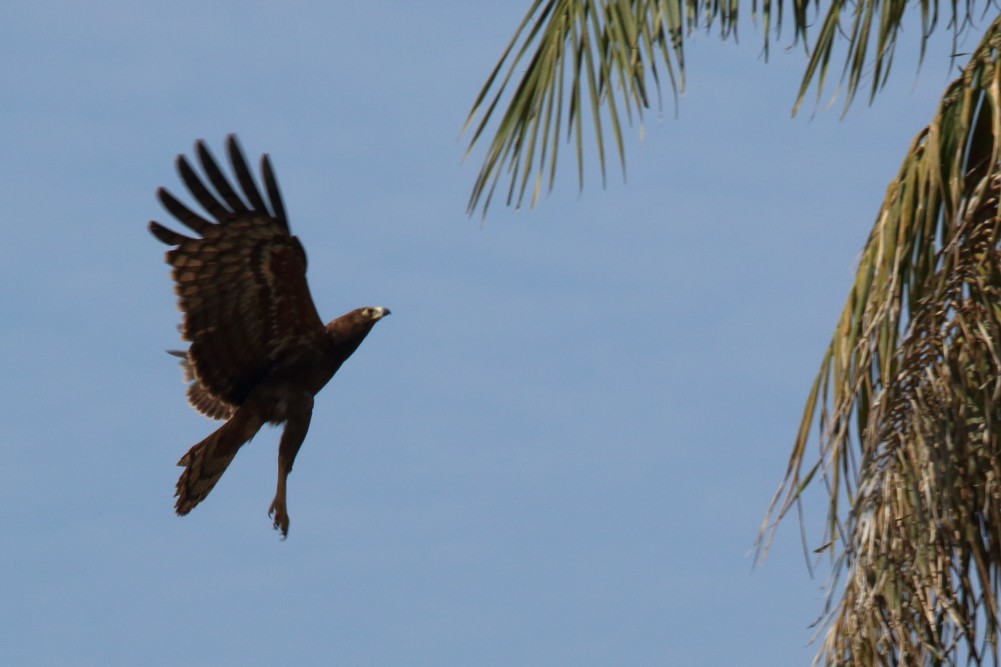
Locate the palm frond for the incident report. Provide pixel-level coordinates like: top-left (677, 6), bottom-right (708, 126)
top-left (790, 0), bottom-right (982, 115)
top-left (462, 0), bottom-right (737, 217)
top-left (761, 16), bottom-right (1001, 664)
top-left (464, 0), bottom-right (989, 216)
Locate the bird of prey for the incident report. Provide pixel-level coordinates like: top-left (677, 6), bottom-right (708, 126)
top-left (149, 135), bottom-right (390, 537)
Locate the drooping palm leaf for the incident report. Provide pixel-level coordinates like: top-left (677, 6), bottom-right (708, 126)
top-left (462, 0), bottom-right (732, 216)
top-left (464, 0), bottom-right (987, 217)
top-left (761, 17), bottom-right (1001, 664)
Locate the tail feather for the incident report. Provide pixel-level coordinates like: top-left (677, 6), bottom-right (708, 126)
top-left (174, 408), bottom-right (264, 515)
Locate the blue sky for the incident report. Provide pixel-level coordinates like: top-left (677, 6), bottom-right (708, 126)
top-left (1, 3), bottom-right (969, 665)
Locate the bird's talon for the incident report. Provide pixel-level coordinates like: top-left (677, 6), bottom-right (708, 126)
top-left (268, 499), bottom-right (290, 537)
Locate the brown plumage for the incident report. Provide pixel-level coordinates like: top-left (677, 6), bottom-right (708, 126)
top-left (149, 135), bottom-right (390, 537)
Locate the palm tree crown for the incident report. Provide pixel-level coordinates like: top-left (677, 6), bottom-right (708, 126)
top-left (465, 2), bottom-right (1001, 664)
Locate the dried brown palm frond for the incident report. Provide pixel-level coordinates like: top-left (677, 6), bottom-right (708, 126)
top-left (761, 16), bottom-right (1001, 665)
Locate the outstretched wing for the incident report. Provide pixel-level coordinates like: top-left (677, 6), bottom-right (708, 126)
top-left (150, 135), bottom-right (326, 409)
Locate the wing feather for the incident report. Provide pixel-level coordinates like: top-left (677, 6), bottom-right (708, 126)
top-left (157, 188), bottom-right (214, 235)
top-left (150, 137), bottom-right (326, 408)
top-left (167, 350), bottom-right (235, 420)
top-left (196, 140), bottom-right (249, 214)
top-left (227, 135), bottom-right (269, 213)
top-left (177, 154), bottom-right (230, 221)
top-left (261, 155), bottom-right (290, 234)
top-left (149, 221), bottom-right (192, 246)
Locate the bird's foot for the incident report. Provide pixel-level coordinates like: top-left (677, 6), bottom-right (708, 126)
top-left (268, 497), bottom-right (290, 538)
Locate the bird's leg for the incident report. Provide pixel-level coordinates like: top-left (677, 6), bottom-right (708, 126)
top-left (267, 395), bottom-right (313, 538)
top-left (268, 462), bottom-right (291, 537)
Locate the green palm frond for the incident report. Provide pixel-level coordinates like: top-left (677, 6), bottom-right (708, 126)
top-left (761, 16), bottom-right (1001, 664)
top-left (464, 0), bottom-right (987, 216)
top-left (462, 0), bottom-right (736, 217)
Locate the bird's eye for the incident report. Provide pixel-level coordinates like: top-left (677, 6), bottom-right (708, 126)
top-left (362, 308), bottom-right (372, 317)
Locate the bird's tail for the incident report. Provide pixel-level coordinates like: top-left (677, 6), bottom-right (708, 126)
top-left (174, 407), bottom-right (265, 516)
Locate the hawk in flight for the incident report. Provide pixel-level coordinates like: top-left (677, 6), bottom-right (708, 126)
top-left (149, 135), bottom-right (389, 537)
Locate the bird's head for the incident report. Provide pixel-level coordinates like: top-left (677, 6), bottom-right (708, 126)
top-left (325, 306), bottom-right (391, 342)
top-left (360, 306), bottom-right (391, 321)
